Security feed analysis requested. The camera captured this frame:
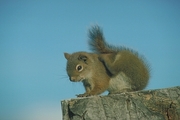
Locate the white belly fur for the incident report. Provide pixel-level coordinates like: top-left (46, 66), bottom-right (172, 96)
top-left (108, 72), bottom-right (132, 94)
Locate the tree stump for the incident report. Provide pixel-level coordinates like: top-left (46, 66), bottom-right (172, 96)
top-left (61, 86), bottom-right (180, 120)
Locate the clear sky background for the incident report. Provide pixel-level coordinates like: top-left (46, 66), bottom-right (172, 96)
top-left (0, 1), bottom-right (180, 120)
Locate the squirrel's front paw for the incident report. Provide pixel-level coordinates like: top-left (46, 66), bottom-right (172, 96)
top-left (76, 93), bottom-right (90, 97)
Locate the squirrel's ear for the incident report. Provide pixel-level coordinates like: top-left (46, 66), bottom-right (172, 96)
top-left (78, 55), bottom-right (87, 62)
top-left (64, 53), bottom-right (71, 60)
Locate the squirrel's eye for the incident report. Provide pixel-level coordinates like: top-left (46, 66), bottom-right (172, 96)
top-left (76, 64), bottom-right (83, 72)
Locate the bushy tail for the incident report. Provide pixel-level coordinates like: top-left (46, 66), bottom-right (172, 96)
top-left (88, 25), bottom-right (118, 53)
top-left (88, 25), bottom-right (140, 56)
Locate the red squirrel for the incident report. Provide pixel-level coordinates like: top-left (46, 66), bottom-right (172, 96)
top-left (64, 25), bottom-right (150, 97)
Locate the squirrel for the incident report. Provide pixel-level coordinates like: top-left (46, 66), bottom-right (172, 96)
top-left (64, 25), bottom-right (150, 97)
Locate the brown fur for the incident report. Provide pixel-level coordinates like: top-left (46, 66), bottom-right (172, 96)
top-left (64, 52), bottom-right (110, 97)
top-left (64, 25), bottom-right (150, 97)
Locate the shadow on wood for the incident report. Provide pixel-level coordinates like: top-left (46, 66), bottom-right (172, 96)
top-left (61, 86), bottom-right (180, 120)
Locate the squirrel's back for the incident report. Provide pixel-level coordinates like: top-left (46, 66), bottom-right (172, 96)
top-left (88, 25), bottom-right (150, 91)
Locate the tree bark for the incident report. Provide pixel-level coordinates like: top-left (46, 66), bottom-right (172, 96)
top-left (61, 86), bottom-right (180, 120)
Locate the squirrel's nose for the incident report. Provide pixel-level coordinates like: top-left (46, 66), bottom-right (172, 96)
top-left (69, 76), bottom-right (75, 81)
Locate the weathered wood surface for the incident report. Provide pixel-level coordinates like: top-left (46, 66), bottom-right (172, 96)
top-left (61, 86), bottom-right (180, 120)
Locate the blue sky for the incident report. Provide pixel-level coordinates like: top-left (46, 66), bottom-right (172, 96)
top-left (0, 1), bottom-right (180, 120)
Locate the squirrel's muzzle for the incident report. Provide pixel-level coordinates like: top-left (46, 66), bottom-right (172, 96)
top-left (69, 76), bottom-right (75, 82)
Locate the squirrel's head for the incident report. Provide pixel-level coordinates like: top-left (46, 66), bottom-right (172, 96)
top-left (64, 52), bottom-right (93, 82)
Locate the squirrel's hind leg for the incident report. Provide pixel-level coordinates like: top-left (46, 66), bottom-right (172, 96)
top-left (98, 53), bottom-right (121, 76)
